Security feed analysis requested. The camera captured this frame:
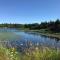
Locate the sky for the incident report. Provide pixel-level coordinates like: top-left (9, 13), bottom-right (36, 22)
top-left (0, 0), bottom-right (60, 24)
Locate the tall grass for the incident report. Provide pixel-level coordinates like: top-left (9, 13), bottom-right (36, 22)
top-left (0, 46), bottom-right (20, 60)
top-left (0, 46), bottom-right (60, 60)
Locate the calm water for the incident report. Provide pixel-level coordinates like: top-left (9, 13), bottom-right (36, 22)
top-left (0, 28), bottom-right (60, 49)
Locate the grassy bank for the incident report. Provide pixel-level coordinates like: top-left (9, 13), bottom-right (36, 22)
top-left (39, 33), bottom-right (60, 40)
top-left (0, 46), bottom-right (60, 60)
top-left (0, 47), bottom-right (20, 60)
top-left (24, 29), bottom-right (60, 40)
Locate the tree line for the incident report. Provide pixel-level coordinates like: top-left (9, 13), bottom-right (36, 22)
top-left (24, 19), bottom-right (60, 32)
top-left (0, 19), bottom-right (60, 32)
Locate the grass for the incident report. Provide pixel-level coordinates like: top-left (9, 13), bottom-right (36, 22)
top-left (0, 46), bottom-right (60, 60)
top-left (22, 47), bottom-right (60, 60)
top-left (0, 46), bottom-right (20, 60)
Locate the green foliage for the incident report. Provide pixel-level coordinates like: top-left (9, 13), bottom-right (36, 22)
top-left (0, 47), bottom-right (20, 60)
top-left (21, 47), bottom-right (60, 60)
top-left (0, 47), bottom-right (60, 60)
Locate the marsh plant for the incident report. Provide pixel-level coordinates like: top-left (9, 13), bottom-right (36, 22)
top-left (0, 45), bottom-right (60, 60)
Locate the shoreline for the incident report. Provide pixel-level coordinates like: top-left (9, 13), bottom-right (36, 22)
top-left (24, 30), bottom-right (60, 40)
top-left (39, 33), bottom-right (60, 40)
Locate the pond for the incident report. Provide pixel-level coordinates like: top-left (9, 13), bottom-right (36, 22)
top-left (0, 28), bottom-right (60, 50)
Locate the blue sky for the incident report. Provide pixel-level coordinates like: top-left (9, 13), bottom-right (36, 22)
top-left (0, 0), bottom-right (60, 24)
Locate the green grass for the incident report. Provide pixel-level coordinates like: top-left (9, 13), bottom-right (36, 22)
top-left (22, 47), bottom-right (60, 60)
top-left (0, 46), bottom-right (20, 60)
top-left (0, 46), bottom-right (60, 60)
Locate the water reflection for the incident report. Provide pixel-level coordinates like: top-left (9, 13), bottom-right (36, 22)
top-left (0, 28), bottom-right (60, 51)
